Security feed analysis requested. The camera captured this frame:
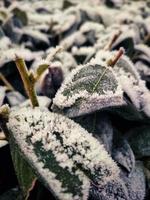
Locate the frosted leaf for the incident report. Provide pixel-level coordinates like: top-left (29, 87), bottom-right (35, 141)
top-left (114, 55), bottom-right (150, 117)
top-left (89, 178), bottom-right (129, 200)
top-left (112, 138), bottom-right (135, 174)
top-left (72, 46), bottom-right (95, 58)
top-left (74, 113), bottom-right (114, 154)
top-left (134, 44), bottom-right (150, 59)
top-left (52, 14), bottom-right (77, 34)
top-left (28, 12), bottom-right (52, 25)
top-left (53, 58), bottom-right (125, 117)
top-left (6, 91), bottom-right (25, 107)
top-left (95, 115), bottom-right (113, 154)
top-left (111, 30), bottom-right (135, 56)
top-left (52, 50), bottom-right (77, 76)
top-left (98, 6), bottom-right (118, 26)
top-left (19, 27), bottom-right (50, 45)
top-left (78, 6), bottom-right (103, 22)
top-left (0, 47), bottom-right (40, 67)
top-left (79, 21), bottom-right (104, 39)
top-left (108, 104), bottom-right (145, 121)
top-left (121, 162), bottom-right (145, 200)
top-left (135, 61), bottom-right (150, 78)
top-left (60, 31), bottom-right (86, 49)
top-left (0, 36), bottom-right (11, 50)
top-left (7, 107), bottom-right (120, 200)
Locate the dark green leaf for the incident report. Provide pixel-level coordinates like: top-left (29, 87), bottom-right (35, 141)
top-left (53, 60), bottom-right (125, 117)
top-left (7, 107), bottom-right (120, 200)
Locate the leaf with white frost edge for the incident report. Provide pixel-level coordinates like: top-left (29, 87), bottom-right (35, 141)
top-left (120, 161), bottom-right (145, 200)
top-left (89, 178), bottom-right (129, 200)
top-left (114, 54), bottom-right (150, 117)
top-left (7, 107), bottom-right (120, 200)
top-left (52, 58), bottom-right (125, 117)
top-left (95, 50), bottom-right (150, 117)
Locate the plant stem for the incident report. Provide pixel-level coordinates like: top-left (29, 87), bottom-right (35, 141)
top-left (107, 47), bottom-right (124, 67)
top-left (46, 46), bottom-right (63, 62)
top-left (15, 56), bottom-right (39, 108)
top-left (92, 48), bottom-right (124, 92)
top-left (104, 30), bottom-right (122, 51)
top-left (34, 46), bottom-right (63, 81)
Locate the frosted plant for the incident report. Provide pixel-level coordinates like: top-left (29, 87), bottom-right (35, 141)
top-left (0, 1), bottom-right (149, 199)
top-left (94, 50), bottom-right (150, 117)
top-left (7, 106), bottom-right (121, 200)
top-left (114, 55), bottom-right (150, 117)
top-left (53, 52), bottom-right (125, 117)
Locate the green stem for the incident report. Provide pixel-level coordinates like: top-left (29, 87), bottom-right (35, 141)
top-left (104, 30), bottom-right (122, 51)
top-left (15, 56), bottom-right (39, 108)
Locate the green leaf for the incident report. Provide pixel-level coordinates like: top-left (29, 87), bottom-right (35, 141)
top-left (114, 55), bottom-right (150, 117)
top-left (53, 59), bottom-right (125, 117)
top-left (9, 136), bottom-right (36, 198)
top-left (7, 107), bottom-right (120, 200)
top-left (35, 64), bottom-right (49, 80)
top-left (108, 105), bottom-right (146, 121)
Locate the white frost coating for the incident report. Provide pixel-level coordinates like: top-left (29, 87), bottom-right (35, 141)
top-left (80, 22), bottom-right (104, 38)
top-left (91, 50), bottom-right (150, 116)
top-left (18, 28), bottom-right (49, 44)
top-left (53, 57), bottom-right (124, 109)
top-left (72, 46), bottom-right (95, 56)
top-left (115, 55), bottom-right (140, 81)
top-left (135, 44), bottom-right (150, 58)
top-left (0, 47), bottom-right (41, 67)
top-left (0, 37), bottom-right (11, 50)
top-left (7, 107), bottom-right (120, 200)
top-left (110, 53), bottom-right (150, 117)
top-left (60, 31), bottom-right (86, 49)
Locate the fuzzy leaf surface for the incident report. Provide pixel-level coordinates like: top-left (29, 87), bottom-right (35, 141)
top-left (53, 60), bottom-right (125, 117)
top-left (7, 107), bottom-right (120, 200)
